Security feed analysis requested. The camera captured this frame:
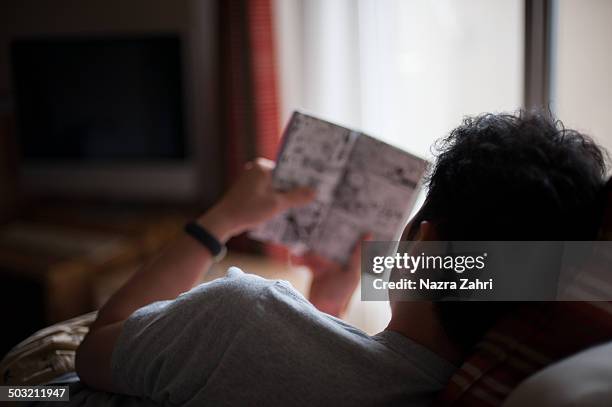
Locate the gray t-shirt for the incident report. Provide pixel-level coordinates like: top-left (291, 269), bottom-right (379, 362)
top-left (111, 268), bottom-right (455, 406)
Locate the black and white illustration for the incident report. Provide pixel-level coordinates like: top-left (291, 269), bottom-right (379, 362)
top-left (250, 111), bottom-right (428, 263)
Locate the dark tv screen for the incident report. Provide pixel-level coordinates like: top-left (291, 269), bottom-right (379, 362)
top-left (11, 35), bottom-right (186, 161)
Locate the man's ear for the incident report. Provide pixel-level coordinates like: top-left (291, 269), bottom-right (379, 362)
top-left (416, 221), bottom-right (439, 241)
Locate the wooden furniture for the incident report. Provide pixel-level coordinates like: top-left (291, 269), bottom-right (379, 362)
top-left (0, 206), bottom-right (185, 356)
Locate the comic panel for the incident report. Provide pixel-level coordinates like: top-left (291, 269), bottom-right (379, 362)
top-left (310, 136), bottom-right (428, 263)
top-left (273, 112), bottom-right (359, 202)
top-left (347, 135), bottom-right (427, 189)
top-left (250, 112), bottom-right (358, 249)
top-left (309, 208), bottom-right (364, 264)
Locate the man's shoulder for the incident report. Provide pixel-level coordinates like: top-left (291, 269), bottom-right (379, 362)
top-left (191, 267), bottom-right (275, 297)
top-left (177, 267), bottom-right (310, 314)
top-left (126, 268), bottom-right (310, 328)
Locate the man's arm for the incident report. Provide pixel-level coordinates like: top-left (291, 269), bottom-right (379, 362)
top-left (76, 158), bottom-right (314, 392)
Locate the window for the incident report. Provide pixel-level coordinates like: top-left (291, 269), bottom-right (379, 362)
top-left (274, 0), bottom-right (524, 159)
top-left (551, 0), bottom-right (612, 157)
top-left (274, 0), bottom-right (525, 333)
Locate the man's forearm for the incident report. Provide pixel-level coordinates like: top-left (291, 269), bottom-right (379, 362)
top-left (76, 159), bottom-right (315, 393)
top-left (92, 205), bottom-right (238, 329)
top-left (77, 209), bottom-right (233, 392)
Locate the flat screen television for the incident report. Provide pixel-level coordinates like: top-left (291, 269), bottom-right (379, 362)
top-left (11, 35), bottom-right (199, 201)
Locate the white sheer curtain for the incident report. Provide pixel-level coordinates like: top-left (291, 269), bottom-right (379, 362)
top-left (274, 0), bottom-right (523, 158)
top-left (273, 0), bottom-right (524, 333)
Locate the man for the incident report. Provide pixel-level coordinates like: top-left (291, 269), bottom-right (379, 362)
top-left (76, 111), bottom-right (607, 406)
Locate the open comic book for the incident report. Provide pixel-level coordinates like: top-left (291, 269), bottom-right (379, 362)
top-left (250, 111), bottom-right (428, 264)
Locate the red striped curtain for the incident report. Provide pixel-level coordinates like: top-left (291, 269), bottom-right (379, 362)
top-left (219, 0), bottom-right (281, 185)
top-left (219, 0), bottom-right (284, 254)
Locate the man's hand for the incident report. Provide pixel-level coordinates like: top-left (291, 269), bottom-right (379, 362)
top-left (298, 234), bottom-right (371, 317)
top-left (199, 158), bottom-right (315, 242)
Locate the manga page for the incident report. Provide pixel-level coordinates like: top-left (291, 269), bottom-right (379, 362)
top-left (311, 135), bottom-right (428, 263)
top-left (249, 112), bottom-right (358, 254)
top-left (250, 111), bottom-right (428, 263)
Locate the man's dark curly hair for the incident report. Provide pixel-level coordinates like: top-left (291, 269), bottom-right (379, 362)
top-left (419, 110), bottom-right (608, 240)
top-left (409, 110), bottom-right (609, 350)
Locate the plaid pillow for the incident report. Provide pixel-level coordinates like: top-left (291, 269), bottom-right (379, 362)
top-left (436, 178), bottom-right (612, 406)
top-left (435, 302), bottom-right (612, 406)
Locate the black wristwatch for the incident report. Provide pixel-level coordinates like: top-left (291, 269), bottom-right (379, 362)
top-left (184, 221), bottom-right (227, 261)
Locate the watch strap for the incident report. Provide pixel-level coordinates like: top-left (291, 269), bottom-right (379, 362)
top-left (184, 221), bottom-right (227, 261)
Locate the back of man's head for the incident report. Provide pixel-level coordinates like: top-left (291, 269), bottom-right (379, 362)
top-left (420, 110), bottom-right (607, 241)
top-left (414, 110), bottom-right (609, 351)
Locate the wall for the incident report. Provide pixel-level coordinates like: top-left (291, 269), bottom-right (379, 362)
top-left (553, 0), bottom-right (612, 160)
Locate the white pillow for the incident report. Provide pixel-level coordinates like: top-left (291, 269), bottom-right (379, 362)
top-left (503, 341), bottom-right (612, 407)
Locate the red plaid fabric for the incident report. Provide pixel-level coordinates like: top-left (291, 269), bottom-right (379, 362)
top-left (436, 178), bottom-right (612, 406)
top-left (219, 0), bottom-right (280, 185)
top-left (218, 0), bottom-right (282, 254)
top-left (436, 302), bottom-right (612, 406)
